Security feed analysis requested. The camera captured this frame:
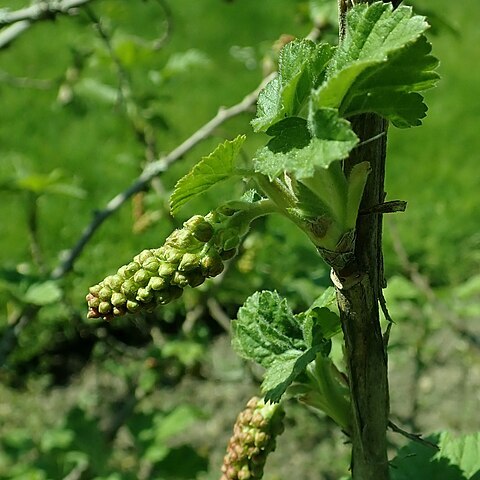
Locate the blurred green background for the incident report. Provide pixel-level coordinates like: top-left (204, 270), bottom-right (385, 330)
top-left (0, 0), bottom-right (479, 479)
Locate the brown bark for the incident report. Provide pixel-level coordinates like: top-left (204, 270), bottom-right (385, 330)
top-left (333, 0), bottom-right (395, 475)
top-left (335, 114), bottom-right (390, 480)
top-left (334, 6), bottom-right (393, 476)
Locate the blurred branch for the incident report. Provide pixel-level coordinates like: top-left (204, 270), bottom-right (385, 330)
top-left (50, 72), bottom-right (274, 280)
top-left (388, 420), bottom-right (439, 450)
top-left (27, 193), bottom-right (47, 275)
top-left (207, 297), bottom-right (231, 332)
top-left (0, 0), bottom-right (96, 49)
top-left (0, 0), bottom-right (93, 25)
top-left (390, 221), bottom-right (480, 350)
top-left (152, 0), bottom-right (173, 50)
top-left (0, 69), bottom-right (54, 89)
top-left (84, 6), bottom-right (131, 107)
top-left (0, 306), bottom-right (38, 367)
top-left (85, 4), bottom-right (169, 228)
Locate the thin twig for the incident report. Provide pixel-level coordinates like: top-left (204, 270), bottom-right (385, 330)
top-left (84, 6), bottom-right (131, 106)
top-left (0, 0), bottom-right (95, 49)
top-left (182, 304), bottom-right (205, 334)
top-left (27, 193), bottom-right (47, 275)
top-left (207, 297), bottom-right (231, 332)
top-left (0, 70), bottom-right (54, 89)
top-left (388, 420), bottom-right (439, 450)
top-left (0, 0), bottom-right (93, 26)
top-left (0, 21), bottom-right (31, 49)
top-left (151, 0), bottom-right (173, 50)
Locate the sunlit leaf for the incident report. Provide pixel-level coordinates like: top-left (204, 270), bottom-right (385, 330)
top-left (170, 135), bottom-right (246, 214)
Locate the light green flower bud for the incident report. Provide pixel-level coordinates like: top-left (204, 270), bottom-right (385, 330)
top-left (184, 215), bottom-right (214, 242)
top-left (133, 269), bottom-right (149, 287)
top-left (99, 286), bottom-right (112, 301)
top-left (121, 278), bottom-right (138, 298)
top-left (113, 306), bottom-right (125, 316)
top-left (158, 262), bottom-right (177, 278)
top-left (126, 300), bottom-right (140, 313)
top-left (104, 275), bottom-right (123, 290)
top-left (237, 466), bottom-right (251, 480)
top-left (98, 302), bottom-right (112, 315)
top-left (167, 229), bottom-right (195, 251)
top-left (178, 252), bottom-right (200, 272)
top-left (163, 246), bottom-right (183, 263)
top-left (125, 261), bottom-right (141, 277)
top-left (143, 259), bottom-right (160, 273)
top-left (111, 292), bottom-right (127, 307)
top-left (172, 272), bottom-right (189, 288)
top-left (148, 276), bottom-right (166, 291)
top-left (137, 287), bottom-right (153, 302)
top-left (135, 249), bottom-right (154, 264)
top-left (88, 295), bottom-right (101, 309)
top-left (89, 285), bottom-right (102, 296)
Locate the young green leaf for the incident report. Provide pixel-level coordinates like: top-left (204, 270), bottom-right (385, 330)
top-left (170, 135), bottom-right (246, 215)
top-left (252, 40), bottom-right (334, 132)
top-left (253, 109), bottom-right (358, 180)
top-left (232, 291), bottom-right (305, 369)
top-left (436, 432), bottom-right (480, 479)
top-left (23, 281), bottom-right (62, 306)
top-left (313, 2), bottom-right (438, 126)
top-left (302, 287), bottom-right (342, 340)
top-left (261, 349), bottom-right (321, 403)
top-left (391, 432), bottom-right (480, 480)
top-left (342, 35), bottom-right (439, 127)
top-left (232, 291), bottom-right (331, 403)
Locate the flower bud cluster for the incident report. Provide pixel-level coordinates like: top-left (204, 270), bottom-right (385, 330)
top-left (86, 213), bottom-right (241, 320)
top-left (220, 396), bottom-right (285, 480)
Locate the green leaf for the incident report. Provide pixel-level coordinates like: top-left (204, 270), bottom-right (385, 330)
top-left (262, 348), bottom-right (319, 403)
top-left (169, 135), bottom-right (246, 214)
top-left (253, 109), bottom-right (358, 180)
top-left (342, 36), bottom-right (439, 127)
top-left (252, 40), bottom-right (334, 132)
top-left (232, 291), bottom-right (330, 403)
top-left (390, 432), bottom-right (480, 480)
top-left (232, 291), bottom-right (304, 369)
top-left (292, 181), bottom-right (334, 219)
top-left (313, 2), bottom-right (439, 126)
top-left (14, 170), bottom-right (85, 198)
top-left (437, 432), bottom-right (480, 479)
top-left (302, 287), bottom-right (341, 340)
top-left (23, 281), bottom-right (62, 306)
top-left (76, 78), bottom-right (118, 105)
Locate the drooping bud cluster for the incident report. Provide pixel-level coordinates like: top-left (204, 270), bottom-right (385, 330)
top-left (220, 396), bottom-right (285, 480)
top-left (86, 212), bottom-right (242, 320)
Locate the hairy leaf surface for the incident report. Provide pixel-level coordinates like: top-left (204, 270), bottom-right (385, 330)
top-left (170, 135), bottom-right (246, 214)
top-left (253, 110), bottom-right (358, 179)
top-left (391, 432), bottom-right (480, 480)
top-left (314, 2), bottom-right (439, 126)
top-left (232, 290), bottom-right (337, 402)
top-left (252, 41), bottom-right (334, 132)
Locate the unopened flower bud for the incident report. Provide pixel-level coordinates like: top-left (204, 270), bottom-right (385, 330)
top-left (184, 215), bottom-right (214, 242)
top-left (133, 269), bottom-right (149, 287)
top-left (220, 397), bottom-right (285, 480)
